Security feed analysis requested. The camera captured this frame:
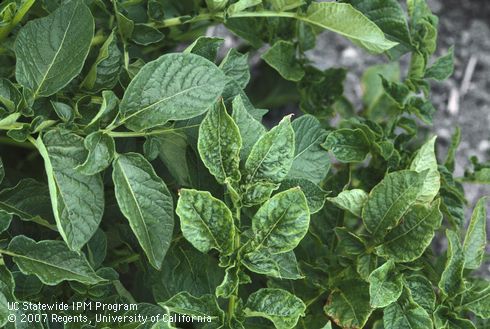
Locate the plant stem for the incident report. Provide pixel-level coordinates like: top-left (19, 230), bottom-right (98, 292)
top-left (0, 136), bottom-right (36, 149)
top-left (105, 125), bottom-right (200, 138)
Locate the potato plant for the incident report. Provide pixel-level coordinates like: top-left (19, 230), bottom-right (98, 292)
top-left (0, 0), bottom-right (488, 328)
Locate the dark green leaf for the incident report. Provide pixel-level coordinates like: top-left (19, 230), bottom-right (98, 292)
top-left (14, 1), bottom-right (94, 97)
top-left (76, 132), bottom-right (115, 175)
top-left (112, 153), bottom-right (174, 269)
top-left (322, 128), bottom-right (370, 163)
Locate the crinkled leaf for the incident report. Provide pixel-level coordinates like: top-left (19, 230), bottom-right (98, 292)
top-left (288, 115), bottom-right (330, 184)
top-left (7, 235), bottom-right (104, 286)
top-left (119, 53), bottom-right (226, 131)
top-left (304, 2), bottom-right (397, 53)
top-left (376, 199), bottom-right (442, 262)
top-left (249, 188), bottom-right (309, 254)
top-left (383, 293), bottom-right (433, 329)
top-left (232, 95), bottom-right (265, 159)
top-left (346, 0), bottom-right (412, 52)
top-left (198, 100), bottom-right (242, 184)
top-left (262, 41), bottom-right (305, 82)
top-left (81, 30), bottom-right (122, 92)
top-left (463, 197), bottom-right (487, 269)
top-left (362, 170), bottom-right (427, 236)
top-left (328, 189), bottom-right (368, 217)
top-left (161, 292), bottom-right (224, 323)
top-left (324, 279), bottom-right (373, 329)
top-left (76, 132), bottom-right (115, 175)
top-left (405, 274), bottom-right (435, 313)
top-left (35, 130), bottom-right (104, 251)
top-left (335, 227), bottom-right (366, 256)
top-left (461, 284), bottom-right (490, 319)
top-left (425, 46), bottom-right (454, 81)
top-left (322, 128), bottom-right (370, 163)
top-left (244, 288), bottom-right (306, 329)
top-left (368, 260), bottom-right (403, 308)
top-left (242, 250), bottom-right (303, 280)
top-left (176, 189), bottom-right (235, 255)
top-left (14, 1), bottom-right (94, 97)
top-left (278, 178), bottom-right (328, 214)
top-left (410, 136), bottom-right (440, 203)
top-left (185, 36), bottom-right (224, 62)
top-left (112, 153), bottom-right (174, 269)
top-left (220, 49), bottom-right (250, 89)
top-left (244, 115), bottom-right (295, 185)
top-left (438, 230), bottom-right (465, 296)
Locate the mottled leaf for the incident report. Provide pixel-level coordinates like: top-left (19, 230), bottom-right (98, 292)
top-left (328, 189), bottom-right (368, 217)
top-left (176, 189), bottom-right (235, 255)
top-left (410, 136), bottom-right (440, 203)
top-left (438, 230), bottom-right (465, 296)
top-left (463, 197), bottom-right (488, 269)
top-left (369, 260), bottom-right (403, 308)
top-left (76, 132), bottom-right (115, 175)
top-left (262, 41), bottom-right (305, 82)
top-left (322, 128), bottom-right (370, 163)
top-left (244, 288), bottom-right (306, 329)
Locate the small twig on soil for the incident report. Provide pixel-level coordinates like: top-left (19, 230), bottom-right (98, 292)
top-left (460, 56), bottom-right (478, 96)
top-left (447, 87), bottom-right (460, 116)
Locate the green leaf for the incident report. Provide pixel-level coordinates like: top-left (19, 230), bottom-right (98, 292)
top-left (161, 292), bottom-right (224, 322)
top-left (345, 0), bottom-right (412, 49)
top-left (131, 24), bottom-right (164, 46)
top-left (0, 178), bottom-right (54, 226)
top-left (304, 2), bottom-right (397, 53)
top-left (262, 41), bottom-right (305, 82)
top-left (288, 115), bottom-right (330, 184)
top-left (231, 95), bottom-right (265, 159)
top-left (216, 265), bottom-right (240, 298)
top-left (244, 115), bottom-right (295, 185)
top-left (81, 30), bottom-right (122, 92)
top-left (461, 284), bottom-right (490, 319)
top-left (220, 49), bottom-right (250, 89)
top-left (383, 293), bottom-right (433, 329)
top-left (76, 132), bottom-right (115, 175)
top-left (244, 288), bottom-right (306, 329)
top-left (6, 235), bottom-right (104, 286)
top-left (368, 260), bottom-right (403, 308)
top-left (0, 157), bottom-right (4, 184)
top-left (14, 1), bottom-right (94, 97)
top-left (176, 189), bottom-right (235, 255)
top-left (228, 0), bottom-right (262, 15)
top-left (0, 211), bottom-right (11, 233)
top-left (112, 153), bottom-right (174, 269)
top-left (410, 136), bottom-right (440, 203)
top-left (328, 189), bottom-right (368, 217)
top-left (278, 178), bottom-right (328, 214)
top-left (249, 187), bottom-right (309, 254)
top-left (242, 250), bottom-right (303, 280)
top-left (119, 53), bottom-right (226, 131)
top-left (322, 128), bottom-right (370, 163)
top-left (362, 170), bottom-right (427, 236)
top-left (463, 197), bottom-right (487, 269)
top-left (35, 130), bottom-right (104, 250)
top-left (206, 0), bottom-right (228, 11)
top-left (376, 199), bottom-right (443, 262)
top-left (185, 36), bottom-right (224, 62)
top-left (434, 306), bottom-right (477, 329)
top-left (425, 46), bottom-right (454, 81)
top-left (241, 116), bottom-right (295, 205)
top-left (269, 0), bottom-right (305, 11)
top-left (405, 274), bottom-right (435, 313)
top-left (50, 101), bottom-right (75, 122)
top-left (150, 241), bottom-right (223, 301)
top-left (324, 279), bottom-right (373, 329)
top-left (198, 100), bottom-right (242, 184)
top-left (335, 227), bottom-right (366, 256)
top-left (438, 230), bottom-right (465, 297)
